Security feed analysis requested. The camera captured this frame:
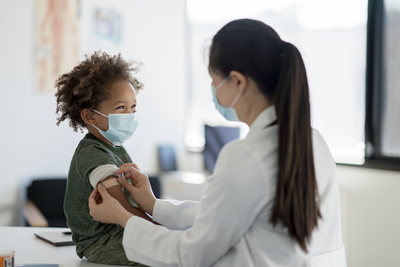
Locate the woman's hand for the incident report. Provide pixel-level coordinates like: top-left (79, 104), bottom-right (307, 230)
top-left (88, 184), bottom-right (133, 228)
top-left (119, 163), bottom-right (141, 172)
top-left (115, 166), bottom-right (156, 216)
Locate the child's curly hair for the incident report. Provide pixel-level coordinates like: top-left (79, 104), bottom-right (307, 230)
top-left (55, 51), bottom-right (144, 132)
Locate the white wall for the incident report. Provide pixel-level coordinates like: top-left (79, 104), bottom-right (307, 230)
top-left (0, 0), bottom-right (187, 226)
top-left (337, 165), bottom-right (400, 267)
top-left (1, 2), bottom-right (400, 267)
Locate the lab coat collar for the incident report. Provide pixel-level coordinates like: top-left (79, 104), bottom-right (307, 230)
top-left (249, 105), bottom-right (277, 133)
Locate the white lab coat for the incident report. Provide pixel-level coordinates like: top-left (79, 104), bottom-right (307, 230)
top-left (122, 106), bottom-right (346, 267)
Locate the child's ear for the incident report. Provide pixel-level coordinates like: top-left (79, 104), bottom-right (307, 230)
top-left (81, 108), bottom-right (96, 125)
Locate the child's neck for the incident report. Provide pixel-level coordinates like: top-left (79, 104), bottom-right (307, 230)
top-left (87, 127), bottom-right (115, 147)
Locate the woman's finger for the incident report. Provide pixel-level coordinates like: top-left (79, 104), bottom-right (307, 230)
top-left (91, 185), bottom-right (103, 204)
top-left (119, 163), bottom-right (141, 171)
top-left (124, 172), bottom-right (132, 180)
top-left (115, 166), bottom-right (142, 183)
top-left (115, 166), bottom-right (141, 176)
top-left (95, 190), bottom-right (102, 204)
top-left (89, 186), bottom-right (98, 200)
top-left (130, 163), bottom-right (140, 171)
top-left (117, 177), bottom-right (135, 194)
top-left (89, 184), bottom-right (127, 224)
top-left (97, 183), bottom-right (111, 199)
top-left (88, 187), bottom-right (99, 209)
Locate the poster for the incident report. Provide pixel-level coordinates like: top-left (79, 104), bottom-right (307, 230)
top-left (87, 5), bottom-right (124, 55)
top-left (35, 0), bottom-right (79, 92)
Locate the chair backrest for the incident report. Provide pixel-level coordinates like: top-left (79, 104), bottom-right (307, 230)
top-left (27, 178), bottom-right (67, 227)
top-left (204, 125), bottom-right (240, 172)
top-left (158, 145), bottom-right (177, 172)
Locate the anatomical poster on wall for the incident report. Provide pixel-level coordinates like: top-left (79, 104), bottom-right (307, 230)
top-left (35, 0), bottom-right (79, 92)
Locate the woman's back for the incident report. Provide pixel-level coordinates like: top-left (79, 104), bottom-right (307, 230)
top-left (211, 106), bottom-right (343, 266)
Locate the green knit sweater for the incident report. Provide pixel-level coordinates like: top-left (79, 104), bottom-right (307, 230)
top-left (64, 133), bottom-right (134, 258)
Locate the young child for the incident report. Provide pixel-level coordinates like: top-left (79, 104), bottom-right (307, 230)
top-left (55, 51), bottom-right (149, 266)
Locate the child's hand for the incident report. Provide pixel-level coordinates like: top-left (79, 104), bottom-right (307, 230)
top-left (115, 166), bottom-right (156, 216)
top-left (89, 184), bottom-right (133, 227)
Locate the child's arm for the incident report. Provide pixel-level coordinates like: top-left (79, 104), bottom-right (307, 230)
top-left (100, 176), bottom-right (158, 224)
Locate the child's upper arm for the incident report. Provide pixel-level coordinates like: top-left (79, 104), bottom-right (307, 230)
top-left (100, 176), bottom-right (157, 223)
top-left (100, 176), bottom-right (127, 202)
top-left (100, 176), bottom-right (135, 210)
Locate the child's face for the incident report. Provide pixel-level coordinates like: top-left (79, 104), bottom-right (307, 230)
top-left (94, 80), bottom-right (137, 132)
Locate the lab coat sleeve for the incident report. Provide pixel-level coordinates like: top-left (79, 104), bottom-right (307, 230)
top-left (122, 142), bottom-right (274, 267)
top-left (152, 199), bottom-right (201, 230)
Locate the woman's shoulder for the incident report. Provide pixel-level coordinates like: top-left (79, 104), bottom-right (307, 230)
top-left (219, 125), bottom-right (278, 161)
top-left (311, 129), bottom-right (335, 166)
top-left (217, 138), bottom-right (252, 165)
top-left (311, 129), bottom-right (338, 193)
top-left (214, 129), bottom-right (278, 179)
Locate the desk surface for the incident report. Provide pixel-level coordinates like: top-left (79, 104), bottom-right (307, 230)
top-left (0, 227), bottom-right (130, 267)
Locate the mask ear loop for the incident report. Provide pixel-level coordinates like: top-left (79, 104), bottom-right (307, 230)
top-left (215, 76), bottom-right (231, 90)
top-left (230, 89), bottom-right (244, 108)
top-left (215, 76), bottom-right (243, 108)
top-left (91, 124), bottom-right (101, 131)
top-left (89, 109), bottom-right (113, 145)
top-left (90, 109), bottom-right (109, 131)
top-left (92, 109), bottom-right (109, 118)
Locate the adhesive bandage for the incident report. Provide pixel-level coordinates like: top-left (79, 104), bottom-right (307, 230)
top-left (101, 178), bottom-right (120, 189)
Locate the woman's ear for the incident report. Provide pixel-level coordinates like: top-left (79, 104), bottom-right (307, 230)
top-left (229, 70), bottom-right (247, 93)
top-left (81, 108), bottom-right (96, 125)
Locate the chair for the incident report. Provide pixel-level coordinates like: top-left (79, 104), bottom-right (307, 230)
top-left (158, 145), bottom-right (177, 172)
top-left (23, 177), bottom-right (162, 227)
top-left (24, 178), bottom-right (68, 227)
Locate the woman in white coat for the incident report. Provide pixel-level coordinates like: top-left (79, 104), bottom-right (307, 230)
top-left (89, 19), bottom-right (346, 267)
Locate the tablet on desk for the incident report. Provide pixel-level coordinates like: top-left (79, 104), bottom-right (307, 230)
top-left (34, 231), bottom-right (75, 247)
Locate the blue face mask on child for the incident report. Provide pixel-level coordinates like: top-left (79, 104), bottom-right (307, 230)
top-left (212, 76), bottom-right (243, 122)
top-left (91, 110), bottom-right (139, 147)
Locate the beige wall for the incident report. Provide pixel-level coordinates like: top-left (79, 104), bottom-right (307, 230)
top-left (337, 165), bottom-right (400, 267)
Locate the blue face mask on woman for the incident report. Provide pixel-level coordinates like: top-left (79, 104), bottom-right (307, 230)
top-left (212, 76), bottom-right (243, 122)
top-left (91, 110), bottom-right (139, 147)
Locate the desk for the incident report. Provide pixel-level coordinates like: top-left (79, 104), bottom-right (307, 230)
top-left (0, 227), bottom-right (129, 267)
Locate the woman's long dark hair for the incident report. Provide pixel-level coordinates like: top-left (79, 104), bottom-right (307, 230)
top-left (209, 19), bottom-right (321, 252)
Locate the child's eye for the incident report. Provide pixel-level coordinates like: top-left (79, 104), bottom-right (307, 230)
top-left (131, 104), bottom-right (136, 109)
top-left (116, 106), bottom-right (124, 109)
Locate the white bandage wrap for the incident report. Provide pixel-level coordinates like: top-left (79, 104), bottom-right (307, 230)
top-left (89, 164), bottom-right (122, 188)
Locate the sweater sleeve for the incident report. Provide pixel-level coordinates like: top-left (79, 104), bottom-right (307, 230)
top-left (78, 145), bottom-right (120, 186)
